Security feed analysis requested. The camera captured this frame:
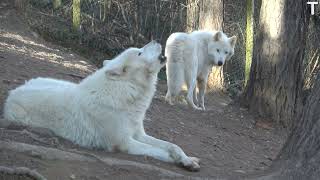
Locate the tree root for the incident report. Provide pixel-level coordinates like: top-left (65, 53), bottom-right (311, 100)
top-left (66, 149), bottom-right (185, 178)
top-left (0, 166), bottom-right (47, 180)
top-left (0, 140), bottom-right (94, 162)
top-left (0, 140), bottom-right (194, 178)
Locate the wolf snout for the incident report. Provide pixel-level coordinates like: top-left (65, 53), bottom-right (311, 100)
top-left (217, 61), bottom-right (223, 66)
top-left (159, 55), bottom-right (167, 64)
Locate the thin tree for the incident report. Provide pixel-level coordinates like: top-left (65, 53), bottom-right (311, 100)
top-left (245, 0), bottom-right (254, 85)
top-left (53, 0), bottom-right (61, 9)
top-left (73, 0), bottom-right (81, 31)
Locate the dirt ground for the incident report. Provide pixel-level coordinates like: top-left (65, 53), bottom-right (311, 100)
top-left (0, 1), bottom-right (286, 180)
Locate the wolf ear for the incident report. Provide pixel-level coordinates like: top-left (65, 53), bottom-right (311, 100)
top-left (229, 36), bottom-right (237, 47)
top-left (213, 31), bottom-right (223, 41)
top-left (105, 65), bottom-right (127, 77)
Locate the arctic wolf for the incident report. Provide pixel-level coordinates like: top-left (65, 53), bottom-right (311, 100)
top-left (165, 31), bottom-right (237, 110)
top-left (4, 41), bottom-right (200, 171)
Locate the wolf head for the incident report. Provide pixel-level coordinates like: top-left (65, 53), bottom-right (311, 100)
top-left (103, 41), bottom-right (166, 84)
top-left (207, 31), bottom-right (237, 66)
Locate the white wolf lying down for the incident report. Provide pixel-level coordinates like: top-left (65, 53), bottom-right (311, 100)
top-left (165, 31), bottom-right (237, 110)
top-left (4, 41), bottom-right (200, 171)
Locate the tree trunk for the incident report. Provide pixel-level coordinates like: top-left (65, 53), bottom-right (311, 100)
top-left (244, 0), bottom-right (309, 127)
top-left (274, 11), bottom-right (320, 178)
top-left (102, 0), bottom-right (111, 22)
top-left (248, 2), bottom-right (320, 179)
top-left (186, 0), bottom-right (200, 32)
top-left (198, 0), bottom-right (223, 31)
top-left (256, 70), bottom-right (320, 180)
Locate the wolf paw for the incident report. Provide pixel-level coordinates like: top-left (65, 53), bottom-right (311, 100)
top-left (192, 106), bottom-right (202, 111)
top-left (165, 96), bottom-right (174, 105)
top-left (182, 157), bottom-right (200, 172)
top-left (189, 156), bottom-right (200, 164)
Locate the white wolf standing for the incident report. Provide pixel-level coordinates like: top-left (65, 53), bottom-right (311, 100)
top-left (165, 31), bottom-right (237, 110)
top-left (4, 41), bottom-right (200, 171)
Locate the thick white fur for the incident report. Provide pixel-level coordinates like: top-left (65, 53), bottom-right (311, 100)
top-left (165, 30), bottom-right (237, 110)
top-left (4, 41), bottom-right (200, 171)
top-left (102, 59), bottom-right (110, 66)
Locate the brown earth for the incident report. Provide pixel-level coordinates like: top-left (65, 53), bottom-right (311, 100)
top-left (0, 1), bottom-right (286, 180)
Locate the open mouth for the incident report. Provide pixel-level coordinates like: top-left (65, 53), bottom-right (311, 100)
top-left (159, 55), bottom-right (167, 64)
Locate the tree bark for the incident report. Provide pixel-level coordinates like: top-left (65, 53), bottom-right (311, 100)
top-left (244, 0), bottom-right (309, 127)
top-left (304, 4), bottom-right (320, 91)
top-left (248, 1), bottom-right (320, 179)
top-left (274, 2), bottom-right (320, 176)
top-left (256, 70), bottom-right (320, 180)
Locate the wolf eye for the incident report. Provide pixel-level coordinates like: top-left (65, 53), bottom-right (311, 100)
top-left (138, 52), bottom-right (142, 56)
top-left (225, 51), bottom-right (228, 55)
top-left (216, 49), bottom-right (220, 53)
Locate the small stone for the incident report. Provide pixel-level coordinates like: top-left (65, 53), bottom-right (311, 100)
top-left (70, 174), bottom-right (76, 179)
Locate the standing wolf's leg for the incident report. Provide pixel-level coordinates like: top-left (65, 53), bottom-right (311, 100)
top-left (183, 49), bottom-right (201, 110)
top-left (135, 133), bottom-right (200, 171)
top-left (165, 62), bottom-right (184, 105)
top-left (186, 82), bottom-right (200, 110)
top-left (197, 76), bottom-right (208, 111)
top-left (185, 66), bottom-right (201, 110)
top-left (165, 92), bottom-right (174, 105)
top-left (193, 86), bottom-right (198, 106)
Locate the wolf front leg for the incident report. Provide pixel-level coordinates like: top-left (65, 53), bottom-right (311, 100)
top-left (193, 86), bottom-right (198, 106)
top-left (125, 138), bottom-right (175, 163)
top-left (184, 53), bottom-right (202, 110)
top-left (197, 76), bottom-right (208, 111)
top-left (186, 80), bottom-right (201, 110)
top-left (135, 133), bottom-right (200, 171)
